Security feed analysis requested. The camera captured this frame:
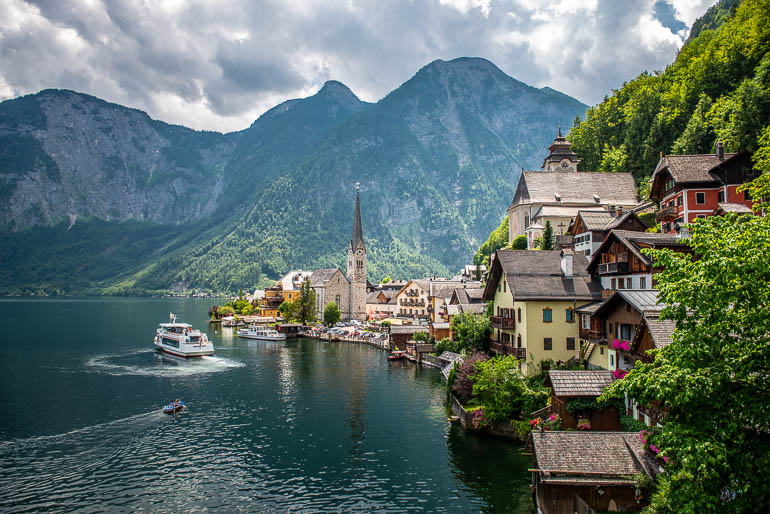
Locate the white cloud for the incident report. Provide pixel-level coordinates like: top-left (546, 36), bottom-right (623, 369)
top-left (0, 0), bottom-right (714, 132)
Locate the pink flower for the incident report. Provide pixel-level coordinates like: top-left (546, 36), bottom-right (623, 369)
top-left (620, 341), bottom-right (630, 351)
top-left (662, 456), bottom-right (670, 464)
top-left (549, 414), bottom-right (557, 421)
top-left (650, 444), bottom-right (659, 454)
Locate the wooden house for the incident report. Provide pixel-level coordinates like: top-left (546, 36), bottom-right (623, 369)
top-left (586, 230), bottom-right (689, 292)
top-left (544, 370), bottom-right (620, 431)
top-left (650, 144), bottom-right (755, 234)
top-left (389, 325), bottom-right (429, 350)
top-left (531, 431), bottom-right (654, 514)
top-left (572, 209), bottom-right (648, 256)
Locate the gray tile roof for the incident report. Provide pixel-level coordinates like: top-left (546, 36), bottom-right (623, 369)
top-left (547, 370), bottom-right (615, 397)
top-left (595, 290), bottom-right (662, 318)
top-left (532, 431), bottom-right (649, 477)
top-left (577, 210), bottom-right (615, 231)
top-left (390, 325), bottom-right (429, 334)
top-left (714, 202), bottom-right (752, 214)
top-left (510, 171), bottom-right (638, 209)
top-left (575, 301), bottom-right (604, 314)
top-left (430, 281), bottom-right (467, 299)
top-left (486, 250), bottom-right (603, 301)
top-left (654, 153), bottom-right (736, 184)
top-left (309, 268), bottom-right (344, 287)
top-left (644, 314), bottom-right (676, 348)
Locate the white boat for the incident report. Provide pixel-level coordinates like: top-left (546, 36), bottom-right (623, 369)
top-left (237, 325), bottom-right (287, 341)
top-left (154, 313), bottom-right (214, 358)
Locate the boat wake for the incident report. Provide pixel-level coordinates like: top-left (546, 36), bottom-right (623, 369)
top-left (85, 349), bottom-right (244, 377)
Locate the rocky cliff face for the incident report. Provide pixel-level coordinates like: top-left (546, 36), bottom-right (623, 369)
top-left (0, 58), bottom-right (587, 294)
top-left (0, 90), bottom-right (238, 229)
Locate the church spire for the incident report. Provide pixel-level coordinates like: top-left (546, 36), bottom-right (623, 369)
top-left (351, 183), bottom-right (364, 251)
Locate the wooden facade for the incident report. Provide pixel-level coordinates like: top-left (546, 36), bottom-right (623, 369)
top-left (535, 481), bottom-right (642, 514)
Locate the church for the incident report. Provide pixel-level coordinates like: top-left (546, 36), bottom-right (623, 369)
top-left (309, 185), bottom-right (368, 321)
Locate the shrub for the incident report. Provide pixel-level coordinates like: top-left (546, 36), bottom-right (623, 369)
top-left (471, 355), bottom-right (528, 422)
top-left (452, 352), bottom-right (488, 404)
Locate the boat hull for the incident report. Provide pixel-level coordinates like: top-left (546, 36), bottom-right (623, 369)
top-left (155, 345), bottom-right (214, 358)
top-left (237, 332), bottom-right (287, 341)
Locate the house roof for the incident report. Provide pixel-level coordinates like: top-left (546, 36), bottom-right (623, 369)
top-left (642, 314), bottom-right (676, 349)
top-left (653, 153), bottom-right (737, 184)
top-left (309, 268), bottom-right (346, 287)
top-left (534, 205), bottom-right (605, 220)
top-left (594, 290), bottom-right (662, 318)
top-left (714, 202), bottom-right (752, 215)
top-left (546, 370), bottom-right (615, 397)
top-left (390, 325), bottom-right (429, 334)
top-left (532, 431), bottom-right (650, 478)
top-left (576, 210), bottom-right (615, 231)
top-left (432, 322), bottom-right (450, 330)
top-left (430, 281), bottom-right (468, 300)
top-left (575, 301), bottom-right (604, 315)
top-left (452, 287), bottom-right (485, 305)
top-left (586, 230), bottom-right (689, 273)
top-left (484, 249), bottom-right (603, 302)
top-left (509, 171), bottom-right (638, 210)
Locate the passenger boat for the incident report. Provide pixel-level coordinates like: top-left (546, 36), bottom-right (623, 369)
top-left (163, 399), bottom-right (185, 414)
top-left (388, 350), bottom-right (406, 361)
top-left (237, 325), bottom-right (287, 341)
top-left (154, 313), bottom-right (214, 358)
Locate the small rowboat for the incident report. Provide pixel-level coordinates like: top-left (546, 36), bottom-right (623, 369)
top-left (388, 350), bottom-right (406, 361)
top-left (163, 400), bottom-right (185, 414)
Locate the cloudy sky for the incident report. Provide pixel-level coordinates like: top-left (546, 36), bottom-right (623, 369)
top-left (1, 0), bottom-right (714, 133)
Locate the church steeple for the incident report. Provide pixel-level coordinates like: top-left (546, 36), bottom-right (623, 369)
top-left (350, 183), bottom-right (365, 251)
top-left (542, 125), bottom-right (580, 172)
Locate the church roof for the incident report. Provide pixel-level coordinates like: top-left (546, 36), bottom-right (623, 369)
top-left (309, 268), bottom-right (346, 287)
top-left (509, 172), bottom-right (638, 210)
top-left (350, 188), bottom-right (365, 251)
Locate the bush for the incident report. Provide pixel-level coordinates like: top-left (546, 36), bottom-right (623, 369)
top-left (510, 234), bottom-right (528, 250)
top-left (471, 356), bottom-right (528, 422)
top-left (452, 352), bottom-right (488, 404)
top-left (621, 413), bottom-right (649, 432)
top-left (521, 388), bottom-right (550, 417)
top-left (434, 337), bottom-right (460, 355)
top-left (413, 331), bottom-right (429, 343)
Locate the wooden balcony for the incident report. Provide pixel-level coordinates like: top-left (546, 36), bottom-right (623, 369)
top-left (656, 205), bottom-right (679, 222)
top-left (598, 261), bottom-right (629, 275)
top-left (579, 328), bottom-right (606, 342)
top-left (490, 316), bottom-right (515, 329)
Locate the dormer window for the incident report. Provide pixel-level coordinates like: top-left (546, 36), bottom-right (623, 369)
top-left (554, 193), bottom-right (561, 202)
top-left (593, 194), bottom-right (600, 203)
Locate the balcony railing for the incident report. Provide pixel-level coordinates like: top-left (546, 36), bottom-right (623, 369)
top-left (598, 261), bottom-right (629, 274)
top-left (579, 329), bottom-right (606, 342)
top-left (490, 316), bottom-right (515, 329)
top-left (656, 205), bottom-right (679, 222)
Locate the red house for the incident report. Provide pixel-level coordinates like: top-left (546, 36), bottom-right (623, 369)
top-left (650, 143), bottom-right (755, 234)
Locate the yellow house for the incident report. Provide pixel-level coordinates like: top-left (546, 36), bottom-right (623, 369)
top-left (483, 249), bottom-right (603, 375)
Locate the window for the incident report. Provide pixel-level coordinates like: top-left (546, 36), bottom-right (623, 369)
top-left (524, 214), bottom-right (530, 228)
top-left (582, 314), bottom-right (590, 329)
top-left (567, 337), bottom-right (575, 350)
top-left (695, 192), bottom-right (705, 204)
top-left (745, 190), bottom-right (751, 201)
top-left (600, 347), bottom-right (604, 355)
top-left (517, 334), bottom-right (522, 347)
top-left (610, 354), bottom-right (615, 367)
top-left (617, 278), bottom-right (623, 290)
top-left (566, 308), bottom-right (574, 323)
top-left (543, 308), bottom-right (552, 323)
top-left (611, 278), bottom-right (617, 289)
top-left (517, 308), bottom-right (521, 322)
top-left (503, 280), bottom-right (506, 293)
top-left (640, 277), bottom-right (647, 289)
top-left (620, 323), bottom-right (632, 341)
top-left (335, 294), bottom-right (341, 306)
top-left (696, 214), bottom-right (706, 219)
top-left (718, 190), bottom-right (725, 203)
top-left (665, 179), bottom-right (674, 191)
top-left (544, 338), bottom-right (552, 350)
top-left (626, 278), bottom-right (632, 289)
top-left (676, 195), bottom-right (682, 206)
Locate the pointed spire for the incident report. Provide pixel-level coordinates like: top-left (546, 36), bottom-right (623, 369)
top-left (557, 121), bottom-right (562, 138)
top-left (351, 183), bottom-right (364, 250)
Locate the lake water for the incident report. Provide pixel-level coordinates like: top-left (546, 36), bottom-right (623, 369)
top-left (0, 298), bottom-right (532, 512)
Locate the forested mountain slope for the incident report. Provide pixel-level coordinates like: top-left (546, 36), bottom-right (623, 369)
top-left (568, 0), bottom-right (769, 188)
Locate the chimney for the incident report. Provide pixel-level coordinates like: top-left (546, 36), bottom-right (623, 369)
top-left (716, 141), bottom-right (725, 160)
top-left (560, 249), bottom-right (573, 277)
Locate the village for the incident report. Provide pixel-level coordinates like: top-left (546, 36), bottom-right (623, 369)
top-left (207, 130), bottom-right (761, 514)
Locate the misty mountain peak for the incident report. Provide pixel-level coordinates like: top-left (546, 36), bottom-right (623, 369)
top-left (316, 80), bottom-right (361, 104)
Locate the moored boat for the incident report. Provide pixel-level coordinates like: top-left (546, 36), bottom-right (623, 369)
top-left (154, 313), bottom-right (214, 358)
top-left (237, 325), bottom-right (287, 341)
top-left (388, 350), bottom-right (406, 361)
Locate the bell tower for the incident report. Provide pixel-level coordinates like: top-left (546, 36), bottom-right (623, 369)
top-left (347, 183), bottom-right (367, 321)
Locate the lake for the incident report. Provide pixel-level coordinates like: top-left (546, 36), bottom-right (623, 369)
top-left (0, 297), bottom-right (532, 512)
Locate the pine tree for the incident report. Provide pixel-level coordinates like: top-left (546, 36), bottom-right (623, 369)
top-left (542, 221), bottom-right (554, 251)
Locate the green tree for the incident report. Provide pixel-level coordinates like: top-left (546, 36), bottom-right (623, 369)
top-left (601, 209), bottom-right (770, 512)
top-left (218, 305), bottom-right (235, 316)
top-left (240, 303), bottom-right (254, 315)
top-left (278, 300), bottom-right (295, 320)
top-left (323, 301), bottom-right (341, 327)
top-left (738, 124), bottom-right (770, 208)
top-left (510, 234), bottom-right (527, 250)
top-left (295, 280), bottom-right (316, 325)
top-left (471, 356), bottom-right (528, 422)
top-left (413, 331), bottom-right (429, 343)
top-left (381, 276), bottom-right (391, 284)
top-left (599, 143), bottom-right (629, 172)
top-left (474, 215), bottom-right (509, 267)
top-left (542, 221), bottom-right (554, 251)
top-left (450, 312), bottom-right (491, 353)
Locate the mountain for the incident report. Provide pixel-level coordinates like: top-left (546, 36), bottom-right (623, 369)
top-left (568, 0), bottom-right (769, 185)
top-left (0, 57), bottom-right (587, 295)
